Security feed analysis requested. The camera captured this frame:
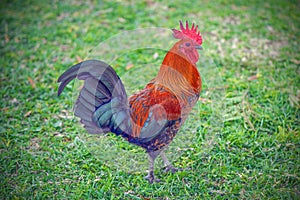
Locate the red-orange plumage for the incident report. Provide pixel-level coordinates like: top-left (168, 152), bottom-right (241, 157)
top-left (128, 38), bottom-right (202, 144)
top-left (129, 82), bottom-right (182, 138)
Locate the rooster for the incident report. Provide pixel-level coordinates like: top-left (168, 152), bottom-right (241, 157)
top-left (58, 21), bottom-right (203, 183)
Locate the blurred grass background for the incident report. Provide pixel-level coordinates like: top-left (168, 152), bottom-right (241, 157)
top-left (0, 0), bottom-right (299, 199)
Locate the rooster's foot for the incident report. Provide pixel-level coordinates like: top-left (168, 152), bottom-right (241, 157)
top-left (144, 171), bottom-right (160, 184)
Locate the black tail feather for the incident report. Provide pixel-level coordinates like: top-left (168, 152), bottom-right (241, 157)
top-left (58, 60), bottom-right (132, 136)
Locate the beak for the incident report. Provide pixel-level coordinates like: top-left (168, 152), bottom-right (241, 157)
top-left (195, 45), bottom-right (203, 50)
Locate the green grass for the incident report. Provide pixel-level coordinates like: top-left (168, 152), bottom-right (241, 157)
top-left (1, 0), bottom-right (299, 199)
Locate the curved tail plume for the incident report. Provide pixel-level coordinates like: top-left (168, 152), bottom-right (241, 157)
top-left (58, 60), bottom-right (132, 136)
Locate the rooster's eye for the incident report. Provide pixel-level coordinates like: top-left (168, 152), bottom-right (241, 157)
top-left (185, 43), bottom-right (191, 47)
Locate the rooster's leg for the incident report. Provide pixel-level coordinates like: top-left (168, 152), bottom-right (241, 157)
top-left (144, 150), bottom-right (161, 183)
top-left (160, 150), bottom-right (183, 173)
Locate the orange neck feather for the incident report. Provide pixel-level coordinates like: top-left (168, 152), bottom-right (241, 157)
top-left (155, 44), bottom-right (202, 98)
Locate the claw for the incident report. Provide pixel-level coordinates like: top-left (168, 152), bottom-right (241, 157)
top-left (144, 174), bottom-right (161, 184)
top-left (144, 171), bottom-right (160, 184)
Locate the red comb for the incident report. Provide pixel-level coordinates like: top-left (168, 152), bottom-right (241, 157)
top-left (172, 20), bottom-right (202, 45)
